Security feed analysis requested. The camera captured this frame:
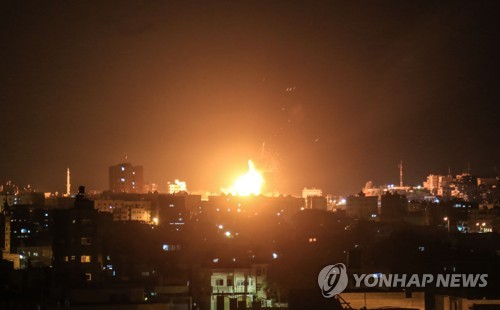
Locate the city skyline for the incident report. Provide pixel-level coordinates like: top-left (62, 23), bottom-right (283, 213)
top-left (1, 1), bottom-right (499, 195)
top-left (1, 2), bottom-right (500, 309)
top-left (0, 158), bottom-right (496, 199)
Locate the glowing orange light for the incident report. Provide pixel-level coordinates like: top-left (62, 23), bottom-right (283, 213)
top-left (224, 160), bottom-right (264, 196)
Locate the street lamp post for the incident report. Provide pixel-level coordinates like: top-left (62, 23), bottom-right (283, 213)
top-left (443, 217), bottom-right (450, 233)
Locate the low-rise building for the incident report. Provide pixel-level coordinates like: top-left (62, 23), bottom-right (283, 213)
top-left (200, 264), bottom-right (272, 310)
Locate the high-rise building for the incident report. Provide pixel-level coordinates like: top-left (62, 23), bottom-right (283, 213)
top-left (53, 186), bottom-right (111, 284)
top-left (108, 163), bottom-right (144, 193)
top-left (1, 201), bottom-right (12, 254)
top-left (0, 201), bottom-right (21, 269)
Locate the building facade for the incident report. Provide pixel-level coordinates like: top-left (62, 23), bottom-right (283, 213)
top-left (109, 163), bottom-right (144, 193)
top-left (346, 195), bottom-right (378, 220)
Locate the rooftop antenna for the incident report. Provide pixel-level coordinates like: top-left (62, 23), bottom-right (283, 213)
top-left (399, 160), bottom-right (403, 187)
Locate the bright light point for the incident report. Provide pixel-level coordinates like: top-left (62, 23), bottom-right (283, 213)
top-left (153, 217), bottom-right (159, 225)
top-left (272, 253), bottom-right (278, 259)
top-left (224, 160), bottom-right (264, 196)
top-left (218, 224), bottom-right (223, 229)
top-left (225, 231), bottom-right (232, 237)
top-left (443, 217), bottom-right (448, 221)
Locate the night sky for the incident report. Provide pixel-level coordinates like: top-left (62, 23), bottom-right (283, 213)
top-left (1, 1), bottom-right (499, 195)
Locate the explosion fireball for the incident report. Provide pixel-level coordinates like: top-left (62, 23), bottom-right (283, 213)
top-left (224, 160), bottom-right (264, 196)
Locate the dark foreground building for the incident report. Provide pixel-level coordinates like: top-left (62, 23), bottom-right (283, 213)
top-left (52, 186), bottom-right (111, 286)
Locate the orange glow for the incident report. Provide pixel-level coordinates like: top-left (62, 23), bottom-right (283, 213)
top-left (224, 160), bottom-right (264, 196)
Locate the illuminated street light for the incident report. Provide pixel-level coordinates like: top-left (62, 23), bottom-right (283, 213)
top-left (443, 217), bottom-right (450, 233)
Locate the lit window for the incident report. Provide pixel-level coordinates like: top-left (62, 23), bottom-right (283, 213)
top-left (215, 279), bottom-right (224, 286)
top-left (85, 273), bottom-right (92, 281)
top-left (81, 237), bottom-right (92, 245)
top-left (81, 255), bottom-right (91, 263)
top-left (121, 166), bottom-right (125, 171)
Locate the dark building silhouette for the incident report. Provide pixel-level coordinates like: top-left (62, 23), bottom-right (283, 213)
top-left (346, 193), bottom-right (378, 220)
top-left (158, 194), bottom-right (188, 228)
top-left (109, 163), bottom-right (144, 193)
top-left (52, 186), bottom-right (111, 285)
top-left (380, 192), bottom-right (408, 222)
top-left (1, 201), bottom-right (11, 254)
top-left (306, 196), bottom-right (328, 210)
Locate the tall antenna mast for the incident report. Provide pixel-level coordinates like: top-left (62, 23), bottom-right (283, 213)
top-left (399, 160), bottom-right (403, 187)
top-left (66, 168), bottom-right (71, 196)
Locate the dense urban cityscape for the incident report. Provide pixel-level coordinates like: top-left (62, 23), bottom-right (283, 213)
top-left (1, 161), bottom-right (500, 309)
top-left (2, 1), bottom-right (499, 309)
